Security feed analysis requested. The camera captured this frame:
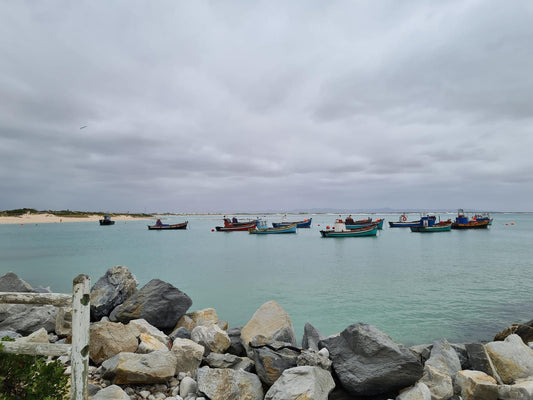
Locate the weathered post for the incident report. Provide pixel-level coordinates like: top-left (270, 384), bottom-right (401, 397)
top-left (70, 274), bottom-right (90, 400)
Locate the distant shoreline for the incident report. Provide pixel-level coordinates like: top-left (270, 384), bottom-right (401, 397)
top-left (0, 212), bottom-right (152, 225)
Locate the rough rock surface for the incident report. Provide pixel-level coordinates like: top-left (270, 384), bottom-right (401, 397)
top-left (171, 338), bottom-right (204, 376)
top-left (203, 352), bottom-right (255, 371)
top-left (396, 382), bottom-right (431, 400)
top-left (0, 272), bottom-right (33, 292)
top-left (91, 266), bottom-right (138, 321)
top-left (241, 300), bottom-right (297, 355)
top-left (485, 334), bottom-right (533, 384)
top-left (91, 384), bottom-right (131, 400)
top-left (175, 308), bottom-right (219, 331)
top-left (196, 366), bottom-right (263, 400)
top-left (226, 326), bottom-right (246, 356)
top-left (301, 322), bottom-right (324, 351)
top-left (250, 338), bottom-right (300, 386)
top-left (264, 366), bottom-right (335, 400)
top-left (425, 339), bottom-right (461, 379)
top-left (90, 321), bottom-right (139, 365)
top-left (101, 351), bottom-right (177, 384)
top-left (191, 323), bottom-right (230, 354)
top-left (455, 370), bottom-right (498, 400)
top-left (419, 364), bottom-right (453, 400)
top-left (0, 304), bottom-right (57, 335)
top-left (319, 323), bottom-right (423, 397)
top-left (111, 279), bottom-right (192, 331)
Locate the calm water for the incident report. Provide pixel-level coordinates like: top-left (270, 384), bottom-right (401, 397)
top-left (1, 213), bottom-right (532, 346)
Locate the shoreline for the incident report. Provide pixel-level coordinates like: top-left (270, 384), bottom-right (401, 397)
top-left (0, 213), bottom-right (151, 225)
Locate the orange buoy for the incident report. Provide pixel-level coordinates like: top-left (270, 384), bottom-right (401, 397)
top-left (511, 222), bottom-right (515, 225)
top-left (505, 223), bottom-right (509, 225)
top-left (326, 226), bottom-right (330, 229)
top-left (211, 229), bottom-right (215, 232)
top-left (317, 224), bottom-right (320, 226)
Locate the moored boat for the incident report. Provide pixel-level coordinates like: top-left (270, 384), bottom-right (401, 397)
top-left (249, 222), bottom-right (298, 234)
top-left (148, 219), bottom-right (188, 230)
top-left (320, 219), bottom-right (378, 238)
top-left (272, 216), bottom-right (312, 228)
top-left (345, 217), bottom-right (384, 230)
top-left (389, 214), bottom-right (436, 228)
top-left (99, 215), bottom-right (115, 226)
top-left (215, 217), bottom-right (259, 232)
top-left (451, 210), bottom-right (490, 229)
top-left (410, 220), bottom-right (452, 232)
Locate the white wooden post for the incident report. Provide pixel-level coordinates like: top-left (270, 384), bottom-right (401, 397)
top-left (70, 274), bottom-right (90, 400)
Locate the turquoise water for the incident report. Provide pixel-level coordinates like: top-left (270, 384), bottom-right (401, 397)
top-left (1, 213), bottom-right (532, 346)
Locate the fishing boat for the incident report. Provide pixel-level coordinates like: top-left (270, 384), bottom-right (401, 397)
top-left (410, 220), bottom-right (452, 233)
top-left (215, 217), bottom-right (259, 232)
top-left (345, 217), bottom-right (384, 230)
top-left (473, 213), bottom-right (493, 225)
top-left (272, 216), bottom-right (312, 228)
top-left (148, 219), bottom-right (188, 230)
top-left (320, 219), bottom-right (378, 238)
top-left (451, 210), bottom-right (490, 229)
top-left (99, 215), bottom-right (115, 226)
top-left (249, 222), bottom-right (298, 234)
top-left (389, 214), bottom-right (436, 228)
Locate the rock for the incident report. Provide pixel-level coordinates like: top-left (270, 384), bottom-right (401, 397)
top-left (171, 338), bottom-right (204, 376)
top-left (264, 366), bottom-right (335, 400)
top-left (396, 382), bottom-right (431, 400)
top-left (296, 349), bottom-right (332, 371)
top-left (191, 324), bottom-right (230, 354)
top-left (137, 333), bottom-right (169, 353)
top-left (226, 326), bottom-right (245, 356)
top-left (0, 304), bottom-right (57, 336)
top-left (129, 319), bottom-right (169, 347)
top-left (498, 378), bottom-right (533, 400)
top-left (419, 365), bottom-right (453, 400)
top-left (88, 383), bottom-right (102, 397)
top-left (91, 384), bottom-right (131, 399)
top-left (495, 320), bottom-right (533, 344)
top-left (203, 352), bottom-right (254, 372)
top-left (111, 279), bottom-right (192, 331)
top-left (425, 339), bottom-right (461, 380)
top-left (455, 370), bottom-right (498, 400)
top-left (319, 323), bottom-right (423, 397)
top-left (196, 366), bottom-right (263, 400)
top-left (175, 308), bottom-right (219, 331)
top-left (101, 351), bottom-right (177, 384)
top-left (169, 327), bottom-right (191, 341)
top-left (301, 322), bottom-right (323, 351)
top-left (241, 300), bottom-right (297, 355)
top-left (55, 306), bottom-right (72, 337)
top-left (179, 376), bottom-right (198, 398)
top-left (0, 272), bottom-right (33, 292)
top-left (16, 327), bottom-right (49, 343)
top-left (90, 321), bottom-right (139, 365)
top-left (0, 330), bottom-right (21, 339)
top-left (90, 266), bottom-right (138, 321)
top-left (250, 338), bottom-right (300, 386)
top-left (465, 342), bottom-right (499, 378)
top-left (485, 334), bottom-right (533, 384)
top-left (410, 344), bottom-right (432, 364)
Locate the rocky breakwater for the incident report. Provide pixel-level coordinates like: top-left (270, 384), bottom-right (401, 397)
top-left (3, 267), bottom-right (533, 400)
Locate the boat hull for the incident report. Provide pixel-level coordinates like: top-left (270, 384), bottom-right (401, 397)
top-left (272, 218), bottom-right (312, 228)
top-left (249, 223), bottom-right (298, 234)
top-left (410, 224), bottom-right (451, 232)
top-left (451, 221), bottom-right (490, 229)
top-left (148, 221), bottom-right (188, 230)
top-left (320, 225), bottom-right (378, 237)
top-left (216, 222), bottom-right (258, 231)
top-left (99, 220), bottom-right (115, 225)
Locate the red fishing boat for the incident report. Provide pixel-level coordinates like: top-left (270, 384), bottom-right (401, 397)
top-left (215, 217), bottom-right (258, 232)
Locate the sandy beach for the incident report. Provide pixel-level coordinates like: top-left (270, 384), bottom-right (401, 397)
top-left (0, 212), bottom-right (151, 225)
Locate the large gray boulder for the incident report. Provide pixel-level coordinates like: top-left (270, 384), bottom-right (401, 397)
top-left (101, 350), bottom-right (177, 384)
top-left (241, 300), bottom-right (297, 355)
top-left (250, 338), bottom-right (301, 386)
top-left (425, 339), bottom-right (461, 380)
top-left (197, 366), bottom-right (263, 400)
top-left (301, 322), bottom-right (324, 351)
top-left (264, 366), bottom-right (335, 400)
top-left (110, 279), bottom-right (192, 331)
top-left (91, 384), bottom-right (131, 400)
top-left (90, 266), bottom-right (138, 321)
top-left (319, 323), bottom-right (423, 397)
top-left (0, 272), bottom-right (33, 292)
top-left (0, 304), bottom-right (57, 335)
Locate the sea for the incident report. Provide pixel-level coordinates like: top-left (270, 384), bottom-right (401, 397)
top-left (1, 212), bottom-right (532, 346)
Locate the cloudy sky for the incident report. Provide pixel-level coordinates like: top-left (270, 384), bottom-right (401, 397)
top-left (1, 1), bottom-right (532, 213)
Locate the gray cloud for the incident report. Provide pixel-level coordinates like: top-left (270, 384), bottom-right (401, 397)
top-left (1, 1), bottom-right (532, 212)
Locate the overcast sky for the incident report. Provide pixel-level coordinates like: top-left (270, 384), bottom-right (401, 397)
top-left (1, 1), bottom-right (532, 213)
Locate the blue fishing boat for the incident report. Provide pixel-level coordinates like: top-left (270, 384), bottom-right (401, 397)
top-left (272, 217), bottom-right (312, 228)
top-left (410, 220), bottom-right (452, 232)
top-left (451, 210), bottom-right (490, 229)
top-left (249, 222), bottom-right (298, 234)
top-left (320, 220), bottom-right (378, 238)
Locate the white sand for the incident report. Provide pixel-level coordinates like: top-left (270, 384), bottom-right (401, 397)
top-left (0, 212), bottom-right (150, 225)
